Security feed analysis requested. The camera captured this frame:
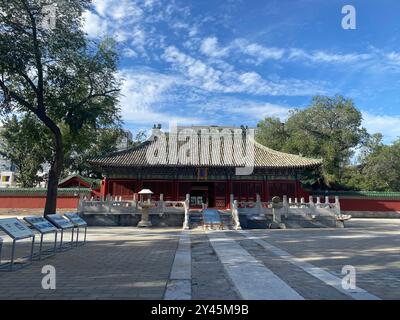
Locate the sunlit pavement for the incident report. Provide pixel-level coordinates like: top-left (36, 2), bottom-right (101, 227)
top-left (0, 219), bottom-right (399, 299)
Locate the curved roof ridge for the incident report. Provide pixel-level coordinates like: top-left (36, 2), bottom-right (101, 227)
top-left (252, 139), bottom-right (322, 163)
top-left (90, 140), bottom-right (151, 161)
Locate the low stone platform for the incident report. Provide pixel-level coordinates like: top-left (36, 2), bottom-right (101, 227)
top-left (81, 213), bottom-right (184, 227)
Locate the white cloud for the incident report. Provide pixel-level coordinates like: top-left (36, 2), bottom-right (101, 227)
top-left (386, 52), bottom-right (400, 65)
top-left (199, 37), bottom-right (284, 64)
top-left (92, 0), bottom-right (143, 20)
top-left (83, 0), bottom-right (148, 56)
top-left (117, 68), bottom-right (202, 125)
top-left (162, 46), bottom-right (326, 96)
top-left (362, 112), bottom-right (400, 143)
top-left (82, 10), bottom-right (107, 38)
top-left (232, 38), bottom-right (285, 64)
top-left (288, 48), bottom-right (371, 63)
top-left (200, 37), bottom-right (228, 57)
top-left (122, 48), bottom-right (138, 58)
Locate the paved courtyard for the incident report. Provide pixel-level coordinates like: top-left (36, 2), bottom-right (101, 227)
top-left (0, 219), bottom-right (399, 299)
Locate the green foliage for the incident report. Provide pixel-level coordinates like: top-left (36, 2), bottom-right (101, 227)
top-left (62, 126), bottom-right (125, 178)
top-left (338, 133), bottom-right (400, 191)
top-left (256, 117), bottom-right (288, 151)
top-left (359, 140), bottom-right (400, 191)
top-left (129, 130), bottom-right (148, 148)
top-left (0, 114), bottom-right (52, 187)
top-left (256, 95), bottom-right (368, 187)
top-left (0, 0), bottom-right (121, 213)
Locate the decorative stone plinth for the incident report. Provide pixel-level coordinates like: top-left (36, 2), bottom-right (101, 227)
top-left (138, 208), bottom-right (152, 227)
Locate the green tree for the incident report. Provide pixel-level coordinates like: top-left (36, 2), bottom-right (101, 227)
top-left (255, 117), bottom-right (288, 151)
top-left (63, 126), bottom-right (125, 177)
top-left (0, 0), bottom-right (121, 214)
top-left (358, 139), bottom-right (400, 191)
top-left (256, 95), bottom-right (368, 186)
top-left (0, 114), bottom-right (52, 187)
top-left (129, 130), bottom-right (147, 148)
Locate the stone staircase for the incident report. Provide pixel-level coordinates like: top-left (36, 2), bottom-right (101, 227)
top-left (188, 210), bottom-right (235, 230)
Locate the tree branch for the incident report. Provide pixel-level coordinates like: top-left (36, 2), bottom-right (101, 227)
top-left (0, 78), bottom-right (36, 113)
top-left (72, 89), bottom-right (120, 109)
top-left (22, 0), bottom-right (44, 112)
top-left (18, 71), bottom-right (38, 94)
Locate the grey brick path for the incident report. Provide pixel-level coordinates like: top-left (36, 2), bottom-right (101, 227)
top-left (191, 232), bottom-right (240, 300)
top-left (0, 228), bottom-right (180, 300)
top-left (0, 219), bottom-right (399, 300)
top-left (229, 232), bottom-right (351, 300)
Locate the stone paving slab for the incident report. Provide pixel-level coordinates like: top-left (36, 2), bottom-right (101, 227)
top-left (227, 232), bottom-right (352, 300)
top-left (0, 227), bottom-right (181, 300)
top-left (191, 232), bottom-right (240, 300)
top-left (0, 220), bottom-right (400, 300)
top-left (207, 231), bottom-right (304, 300)
top-left (244, 219), bottom-right (400, 299)
top-left (165, 232), bottom-right (191, 300)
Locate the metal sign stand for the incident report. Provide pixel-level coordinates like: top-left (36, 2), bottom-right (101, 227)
top-left (0, 219), bottom-right (35, 272)
top-left (24, 216), bottom-right (58, 260)
top-left (65, 213), bottom-right (88, 247)
top-left (0, 236), bottom-right (3, 266)
top-left (45, 214), bottom-right (75, 252)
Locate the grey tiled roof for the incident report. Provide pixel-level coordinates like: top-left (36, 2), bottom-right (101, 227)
top-left (89, 134), bottom-right (322, 169)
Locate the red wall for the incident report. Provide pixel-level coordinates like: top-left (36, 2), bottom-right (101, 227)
top-left (339, 198), bottom-right (400, 212)
top-left (0, 196), bottom-right (79, 209)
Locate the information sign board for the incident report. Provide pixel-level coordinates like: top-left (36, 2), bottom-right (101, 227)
top-left (24, 216), bottom-right (58, 234)
top-left (64, 213), bottom-right (87, 227)
top-left (46, 214), bottom-right (74, 229)
top-left (0, 218), bottom-right (34, 239)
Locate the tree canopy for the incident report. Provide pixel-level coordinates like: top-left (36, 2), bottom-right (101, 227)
top-left (0, 0), bottom-right (121, 214)
top-left (0, 113), bottom-right (51, 187)
top-left (256, 96), bottom-right (390, 190)
top-left (342, 134), bottom-right (400, 192)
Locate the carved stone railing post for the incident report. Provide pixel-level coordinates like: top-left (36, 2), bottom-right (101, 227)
top-left (256, 193), bottom-right (262, 214)
top-left (183, 194), bottom-right (190, 230)
top-left (316, 196), bottom-right (321, 208)
top-left (282, 195), bottom-right (289, 217)
top-left (300, 197), bottom-right (305, 208)
top-left (159, 193), bottom-right (166, 214)
top-left (232, 200), bottom-right (242, 230)
top-left (133, 193), bottom-right (138, 210)
top-left (78, 194), bottom-right (84, 213)
top-left (230, 194), bottom-right (234, 209)
top-left (106, 194), bottom-right (111, 213)
top-left (325, 196), bottom-right (329, 207)
top-left (309, 195), bottom-right (316, 215)
top-left (335, 196), bottom-right (341, 215)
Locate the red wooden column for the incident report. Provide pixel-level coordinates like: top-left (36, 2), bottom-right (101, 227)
top-left (264, 179), bottom-right (269, 201)
top-left (100, 178), bottom-right (108, 198)
top-left (136, 179), bottom-right (143, 193)
top-left (226, 177), bottom-right (232, 208)
top-left (173, 179), bottom-right (178, 201)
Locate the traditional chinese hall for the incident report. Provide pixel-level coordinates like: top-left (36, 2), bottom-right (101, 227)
top-left (89, 126), bottom-right (322, 209)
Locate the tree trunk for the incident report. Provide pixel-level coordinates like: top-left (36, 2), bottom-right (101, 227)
top-left (40, 116), bottom-right (64, 216)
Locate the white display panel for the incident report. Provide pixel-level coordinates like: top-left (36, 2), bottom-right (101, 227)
top-left (24, 216), bottom-right (58, 233)
top-left (0, 218), bottom-right (34, 239)
top-left (46, 214), bottom-right (74, 229)
top-left (64, 213), bottom-right (87, 227)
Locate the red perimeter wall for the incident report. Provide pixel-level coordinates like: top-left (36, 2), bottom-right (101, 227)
top-left (339, 198), bottom-right (400, 212)
top-left (0, 196), bottom-right (79, 209)
top-left (1, 194), bottom-right (400, 212)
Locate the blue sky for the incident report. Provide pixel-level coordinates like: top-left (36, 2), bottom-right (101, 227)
top-left (83, 0), bottom-right (400, 143)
